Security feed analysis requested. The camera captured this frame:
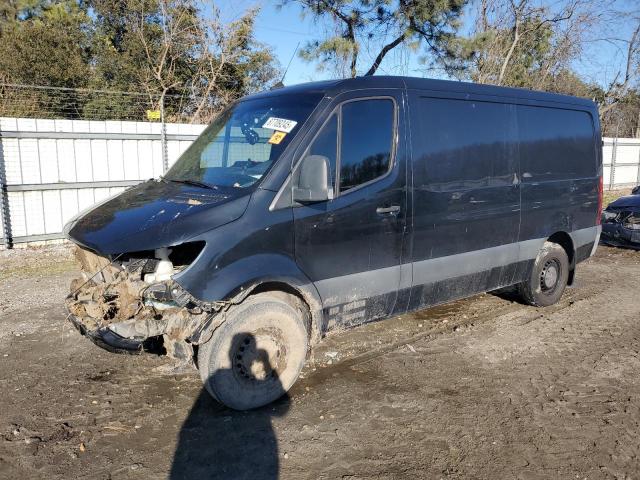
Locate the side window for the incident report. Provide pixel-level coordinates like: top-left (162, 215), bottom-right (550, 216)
top-left (339, 99), bottom-right (394, 193)
top-left (413, 97), bottom-right (516, 191)
top-left (304, 114), bottom-right (338, 191)
top-left (517, 106), bottom-right (596, 181)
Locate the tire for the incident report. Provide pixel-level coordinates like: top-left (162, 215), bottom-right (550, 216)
top-left (518, 241), bottom-right (570, 307)
top-left (197, 292), bottom-right (309, 410)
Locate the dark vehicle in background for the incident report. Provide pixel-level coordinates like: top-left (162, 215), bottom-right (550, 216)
top-left (64, 76), bottom-right (603, 410)
top-left (601, 186), bottom-right (640, 249)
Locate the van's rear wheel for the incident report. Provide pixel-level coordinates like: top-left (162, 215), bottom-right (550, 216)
top-left (518, 241), bottom-right (569, 307)
top-left (197, 292), bottom-right (308, 410)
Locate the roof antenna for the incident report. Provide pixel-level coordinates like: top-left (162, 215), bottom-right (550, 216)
top-left (272, 42), bottom-right (300, 90)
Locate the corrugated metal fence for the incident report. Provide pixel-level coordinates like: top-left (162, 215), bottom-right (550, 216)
top-left (603, 138), bottom-right (640, 189)
top-left (0, 117), bottom-right (206, 247)
top-left (0, 119), bottom-right (639, 248)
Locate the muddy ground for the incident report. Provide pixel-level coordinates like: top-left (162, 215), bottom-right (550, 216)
top-left (1, 243), bottom-right (640, 479)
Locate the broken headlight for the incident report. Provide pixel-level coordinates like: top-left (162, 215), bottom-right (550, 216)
top-left (118, 241), bottom-right (206, 282)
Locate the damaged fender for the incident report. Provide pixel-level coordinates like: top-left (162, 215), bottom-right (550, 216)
top-left (171, 189), bottom-right (326, 343)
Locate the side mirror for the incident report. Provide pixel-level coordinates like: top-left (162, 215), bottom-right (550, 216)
top-left (292, 155), bottom-right (333, 203)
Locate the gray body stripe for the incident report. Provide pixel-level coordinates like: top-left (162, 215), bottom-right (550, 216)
top-left (590, 225), bottom-right (602, 256)
top-left (315, 225), bottom-right (600, 307)
top-left (316, 265), bottom-right (399, 308)
top-left (413, 242), bottom-right (520, 286)
top-left (571, 225), bottom-right (600, 249)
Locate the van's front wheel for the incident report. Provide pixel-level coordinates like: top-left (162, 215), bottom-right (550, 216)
top-left (518, 241), bottom-right (569, 307)
top-left (197, 292), bottom-right (309, 410)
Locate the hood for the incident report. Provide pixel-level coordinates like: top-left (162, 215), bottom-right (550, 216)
top-left (65, 180), bottom-right (251, 255)
top-left (606, 194), bottom-right (640, 210)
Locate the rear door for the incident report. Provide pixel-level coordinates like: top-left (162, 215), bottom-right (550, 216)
top-left (517, 104), bottom-right (600, 241)
top-left (292, 91), bottom-right (408, 328)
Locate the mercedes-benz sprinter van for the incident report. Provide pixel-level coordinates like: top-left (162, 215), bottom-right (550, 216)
top-left (64, 76), bottom-right (603, 409)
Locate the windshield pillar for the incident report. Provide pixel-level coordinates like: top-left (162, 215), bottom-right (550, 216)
top-left (222, 121), bottom-right (231, 168)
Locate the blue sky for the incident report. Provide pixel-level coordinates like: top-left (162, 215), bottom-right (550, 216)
top-left (218, 0), bottom-right (638, 89)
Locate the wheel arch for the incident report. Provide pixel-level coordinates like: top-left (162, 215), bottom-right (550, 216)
top-left (546, 231), bottom-right (576, 285)
top-left (186, 269), bottom-right (325, 348)
top-left (242, 280), bottom-right (324, 345)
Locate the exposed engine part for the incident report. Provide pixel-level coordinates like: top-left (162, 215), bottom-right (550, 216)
top-left (602, 208), bottom-right (640, 249)
top-left (144, 247), bottom-right (174, 283)
top-left (65, 245), bottom-right (225, 362)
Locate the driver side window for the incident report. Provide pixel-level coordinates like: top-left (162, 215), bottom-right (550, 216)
top-left (339, 99), bottom-right (394, 193)
top-left (297, 98), bottom-right (395, 199)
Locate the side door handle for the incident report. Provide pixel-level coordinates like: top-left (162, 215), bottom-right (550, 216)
top-left (376, 205), bottom-right (400, 215)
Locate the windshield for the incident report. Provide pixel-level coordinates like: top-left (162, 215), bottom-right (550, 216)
top-left (165, 93), bottom-right (323, 189)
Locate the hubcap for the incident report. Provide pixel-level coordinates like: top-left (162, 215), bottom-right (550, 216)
top-left (233, 332), bottom-right (285, 382)
top-left (540, 260), bottom-right (560, 292)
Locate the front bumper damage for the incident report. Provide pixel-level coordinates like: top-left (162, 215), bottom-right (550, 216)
top-left (601, 208), bottom-right (640, 250)
top-left (65, 246), bottom-right (227, 362)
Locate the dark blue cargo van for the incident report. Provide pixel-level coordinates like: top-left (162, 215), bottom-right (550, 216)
top-left (64, 76), bottom-right (603, 409)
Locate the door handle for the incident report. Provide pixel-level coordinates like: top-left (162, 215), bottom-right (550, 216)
top-left (376, 205), bottom-right (400, 215)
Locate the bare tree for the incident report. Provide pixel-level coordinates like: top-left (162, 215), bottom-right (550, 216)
top-left (282, 0), bottom-right (467, 78)
top-left (129, 0), bottom-right (278, 123)
top-left (132, 0), bottom-right (199, 111)
top-left (599, 17), bottom-right (640, 116)
top-left (462, 0), bottom-right (598, 88)
top-left (188, 6), bottom-right (278, 122)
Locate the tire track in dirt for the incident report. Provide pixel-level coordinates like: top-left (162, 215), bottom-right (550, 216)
top-left (304, 283), bottom-right (602, 385)
top-left (444, 259), bottom-right (640, 478)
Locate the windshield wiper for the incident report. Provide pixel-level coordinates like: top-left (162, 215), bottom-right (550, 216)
top-left (162, 178), bottom-right (218, 190)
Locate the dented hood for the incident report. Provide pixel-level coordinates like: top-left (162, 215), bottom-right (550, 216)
top-left (65, 180), bottom-right (251, 255)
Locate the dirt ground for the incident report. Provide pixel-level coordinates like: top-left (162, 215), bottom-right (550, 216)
top-left (1, 242), bottom-right (640, 479)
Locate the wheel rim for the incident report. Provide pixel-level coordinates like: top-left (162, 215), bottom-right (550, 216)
top-left (232, 330), bottom-right (286, 384)
top-left (540, 259), bottom-right (561, 293)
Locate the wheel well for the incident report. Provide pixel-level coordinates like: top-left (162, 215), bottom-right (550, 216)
top-left (547, 231), bottom-right (575, 284)
top-left (249, 282), bottom-right (317, 342)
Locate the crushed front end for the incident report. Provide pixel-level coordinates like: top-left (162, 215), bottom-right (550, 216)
top-left (601, 207), bottom-right (640, 250)
top-left (65, 243), bottom-right (223, 363)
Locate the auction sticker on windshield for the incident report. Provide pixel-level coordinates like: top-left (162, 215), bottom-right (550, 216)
top-left (263, 117), bottom-right (298, 133)
top-left (268, 131), bottom-right (287, 145)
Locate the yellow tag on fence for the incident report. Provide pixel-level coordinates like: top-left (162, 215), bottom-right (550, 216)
top-left (146, 110), bottom-right (161, 121)
top-left (268, 131), bottom-right (287, 145)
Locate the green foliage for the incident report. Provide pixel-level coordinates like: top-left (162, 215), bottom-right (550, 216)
top-left (0, 0), bottom-right (279, 122)
top-left (283, 0), bottom-right (468, 77)
top-left (0, 1), bottom-right (91, 87)
top-left (0, 1), bottom-right (92, 117)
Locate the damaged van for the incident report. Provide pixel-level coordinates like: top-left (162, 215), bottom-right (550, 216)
top-left (64, 76), bottom-right (603, 410)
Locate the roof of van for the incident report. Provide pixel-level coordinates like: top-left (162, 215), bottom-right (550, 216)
top-left (248, 75), bottom-right (595, 108)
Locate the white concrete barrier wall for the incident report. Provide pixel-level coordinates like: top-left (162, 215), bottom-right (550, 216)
top-left (0, 118), bottom-right (638, 246)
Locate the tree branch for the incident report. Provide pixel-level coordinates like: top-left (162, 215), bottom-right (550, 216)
top-left (364, 33), bottom-right (406, 76)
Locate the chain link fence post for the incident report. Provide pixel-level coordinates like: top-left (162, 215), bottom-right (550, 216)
top-left (609, 136), bottom-right (617, 190)
top-left (160, 94), bottom-right (169, 173)
top-left (0, 127), bottom-right (13, 249)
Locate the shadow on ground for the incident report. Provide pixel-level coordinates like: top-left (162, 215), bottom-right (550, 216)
top-left (489, 285), bottom-right (528, 305)
top-left (170, 334), bottom-right (290, 480)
